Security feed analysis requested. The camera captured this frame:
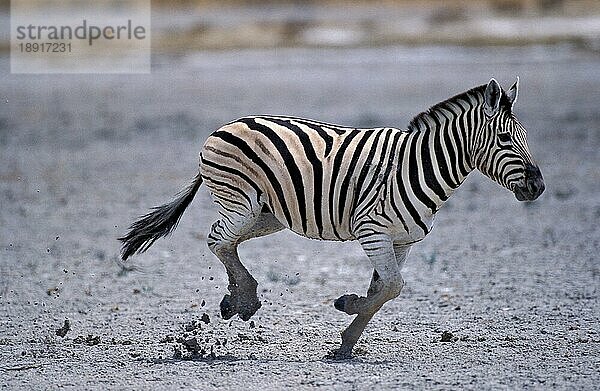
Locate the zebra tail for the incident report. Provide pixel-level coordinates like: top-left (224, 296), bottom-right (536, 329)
top-left (118, 172), bottom-right (203, 261)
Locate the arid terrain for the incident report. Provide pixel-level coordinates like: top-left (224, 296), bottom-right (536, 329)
top-left (1, 42), bottom-right (599, 389)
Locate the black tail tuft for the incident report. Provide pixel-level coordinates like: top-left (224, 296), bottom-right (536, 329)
top-left (118, 173), bottom-right (203, 261)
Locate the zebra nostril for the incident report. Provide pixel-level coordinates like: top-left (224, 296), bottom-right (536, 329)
top-left (528, 180), bottom-right (538, 194)
top-left (525, 176), bottom-right (545, 199)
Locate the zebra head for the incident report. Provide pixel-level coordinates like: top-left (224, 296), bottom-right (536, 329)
top-left (474, 78), bottom-right (545, 201)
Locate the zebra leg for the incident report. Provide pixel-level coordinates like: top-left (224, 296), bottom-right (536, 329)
top-left (237, 211), bottom-right (285, 243)
top-left (393, 242), bottom-right (411, 270)
top-left (207, 211), bottom-right (264, 321)
top-left (330, 235), bottom-right (409, 359)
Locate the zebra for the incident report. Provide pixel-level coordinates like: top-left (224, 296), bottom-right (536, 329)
top-left (119, 78), bottom-right (545, 359)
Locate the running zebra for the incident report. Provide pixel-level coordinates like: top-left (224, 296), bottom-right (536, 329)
top-left (119, 78), bottom-right (544, 358)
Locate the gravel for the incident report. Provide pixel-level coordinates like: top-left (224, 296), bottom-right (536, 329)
top-left (1, 44), bottom-right (599, 389)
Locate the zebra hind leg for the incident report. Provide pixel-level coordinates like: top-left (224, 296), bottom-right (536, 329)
top-left (237, 209), bottom-right (285, 243)
top-left (207, 208), bottom-right (285, 321)
top-left (207, 210), bottom-right (263, 321)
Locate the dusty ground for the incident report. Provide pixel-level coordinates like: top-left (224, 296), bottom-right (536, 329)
top-left (1, 44), bottom-right (599, 389)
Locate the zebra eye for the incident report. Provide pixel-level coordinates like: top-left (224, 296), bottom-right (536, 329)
top-left (498, 132), bottom-right (512, 144)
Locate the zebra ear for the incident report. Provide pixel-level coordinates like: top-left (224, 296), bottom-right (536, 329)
top-left (506, 76), bottom-right (519, 107)
top-left (484, 78), bottom-right (501, 116)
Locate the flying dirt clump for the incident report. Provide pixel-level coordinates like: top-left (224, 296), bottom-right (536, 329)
top-left (200, 313), bottom-right (210, 324)
top-left (55, 319), bottom-right (70, 338)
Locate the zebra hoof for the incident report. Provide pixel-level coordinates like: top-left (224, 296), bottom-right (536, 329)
top-left (220, 294), bottom-right (236, 320)
top-left (325, 347), bottom-right (353, 360)
top-left (238, 300), bottom-right (262, 321)
top-left (334, 294), bottom-right (359, 314)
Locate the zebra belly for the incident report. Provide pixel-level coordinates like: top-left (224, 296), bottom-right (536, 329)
top-left (259, 177), bottom-right (356, 242)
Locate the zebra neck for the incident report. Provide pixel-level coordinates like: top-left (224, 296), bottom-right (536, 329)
top-left (400, 118), bottom-right (476, 211)
top-left (430, 114), bottom-right (475, 191)
top-left (399, 86), bottom-right (486, 213)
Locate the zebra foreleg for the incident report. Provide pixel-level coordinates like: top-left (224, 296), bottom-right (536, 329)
top-left (330, 235), bottom-right (408, 359)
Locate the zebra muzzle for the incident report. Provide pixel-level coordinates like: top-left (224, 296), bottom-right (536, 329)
top-left (514, 164), bottom-right (545, 201)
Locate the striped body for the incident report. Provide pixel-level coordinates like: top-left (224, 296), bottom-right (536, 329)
top-left (201, 115), bottom-right (466, 244)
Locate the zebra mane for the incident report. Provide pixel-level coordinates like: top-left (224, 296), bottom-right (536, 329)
top-left (406, 84), bottom-right (512, 133)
